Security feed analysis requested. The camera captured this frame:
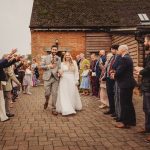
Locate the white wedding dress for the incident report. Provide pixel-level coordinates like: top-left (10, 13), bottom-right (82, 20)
top-left (56, 61), bottom-right (82, 116)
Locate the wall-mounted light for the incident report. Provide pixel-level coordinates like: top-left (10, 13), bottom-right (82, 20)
top-left (55, 39), bottom-right (59, 47)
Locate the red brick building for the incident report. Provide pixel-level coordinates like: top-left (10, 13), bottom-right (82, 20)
top-left (30, 0), bottom-right (150, 69)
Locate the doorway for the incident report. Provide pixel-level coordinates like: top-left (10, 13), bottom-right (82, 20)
top-left (57, 51), bottom-right (66, 62)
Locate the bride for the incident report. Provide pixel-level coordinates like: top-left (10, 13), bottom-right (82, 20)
top-left (56, 52), bottom-right (82, 116)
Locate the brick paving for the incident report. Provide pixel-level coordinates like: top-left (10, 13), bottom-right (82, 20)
top-left (0, 86), bottom-right (150, 150)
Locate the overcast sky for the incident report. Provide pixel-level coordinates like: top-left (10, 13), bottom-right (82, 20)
top-left (0, 0), bottom-right (34, 57)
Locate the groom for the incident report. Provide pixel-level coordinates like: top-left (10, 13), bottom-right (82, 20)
top-left (41, 45), bottom-right (61, 115)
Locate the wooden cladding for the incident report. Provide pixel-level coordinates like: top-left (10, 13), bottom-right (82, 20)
top-left (112, 34), bottom-right (140, 83)
top-left (85, 32), bottom-right (112, 57)
top-left (138, 43), bottom-right (144, 67)
top-left (112, 35), bottom-right (138, 67)
top-left (85, 33), bottom-right (140, 69)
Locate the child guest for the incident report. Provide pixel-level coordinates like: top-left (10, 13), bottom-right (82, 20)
top-left (80, 64), bottom-right (90, 96)
top-left (12, 63), bottom-right (23, 101)
top-left (23, 63), bottom-right (33, 95)
top-left (31, 58), bottom-right (39, 87)
top-left (12, 79), bottom-right (19, 102)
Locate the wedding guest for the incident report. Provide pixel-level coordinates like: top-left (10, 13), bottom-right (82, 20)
top-left (79, 53), bottom-right (90, 83)
top-left (99, 49), bottom-right (106, 65)
top-left (96, 50), bottom-right (106, 97)
top-left (18, 65), bottom-right (25, 92)
top-left (76, 54), bottom-right (81, 69)
top-left (111, 45), bottom-right (136, 128)
top-left (0, 59), bottom-right (9, 122)
top-left (31, 58), bottom-right (39, 87)
top-left (0, 49), bottom-right (18, 121)
top-left (90, 53), bottom-right (99, 96)
top-left (135, 34), bottom-right (150, 142)
top-left (23, 63), bottom-right (33, 95)
top-left (12, 77), bottom-right (19, 102)
top-left (104, 46), bottom-right (117, 116)
top-left (99, 53), bottom-right (113, 109)
top-left (0, 52), bottom-right (16, 121)
top-left (12, 61), bottom-right (23, 101)
top-left (111, 46), bottom-right (122, 122)
top-left (3, 53), bottom-right (21, 117)
top-left (80, 64), bottom-right (90, 96)
top-left (104, 44), bottom-right (121, 119)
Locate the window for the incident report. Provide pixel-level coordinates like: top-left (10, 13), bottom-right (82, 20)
top-left (138, 14), bottom-right (150, 22)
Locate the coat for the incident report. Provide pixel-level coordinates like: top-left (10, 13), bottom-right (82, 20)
top-left (115, 54), bottom-right (137, 89)
top-left (140, 53), bottom-right (150, 92)
top-left (41, 54), bottom-right (61, 81)
top-left (3, 66), bottom-right (20, 92)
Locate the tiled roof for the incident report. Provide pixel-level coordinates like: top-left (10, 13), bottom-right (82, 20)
top-left (30, 0), bottom-right (150, 29)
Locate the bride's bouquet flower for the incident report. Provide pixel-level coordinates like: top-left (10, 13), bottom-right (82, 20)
top-left (51, 57), bottom-right (59, 64)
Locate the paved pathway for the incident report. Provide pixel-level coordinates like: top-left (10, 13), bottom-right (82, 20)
top-left (0, 86), bottom-right (150, 150)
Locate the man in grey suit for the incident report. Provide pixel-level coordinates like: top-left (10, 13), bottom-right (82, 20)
top-left (41, 45), bottom-right (61, 115)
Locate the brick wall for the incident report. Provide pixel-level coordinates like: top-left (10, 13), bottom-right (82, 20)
top-left (31, 31), bottom-right (86, 62)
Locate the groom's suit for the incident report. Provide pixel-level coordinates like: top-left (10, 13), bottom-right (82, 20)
top-left (41, 54), bottom-right (61, 109)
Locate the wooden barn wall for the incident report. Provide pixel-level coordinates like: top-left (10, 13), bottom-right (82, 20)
top-left (85, 32), bottom-right (112, 58)
top-left (112, 35), bottom-right (138, 67)
top-left (138, 43), bottom-right (144, 67)
top-left (112, 35), bottom-right (139, 82)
